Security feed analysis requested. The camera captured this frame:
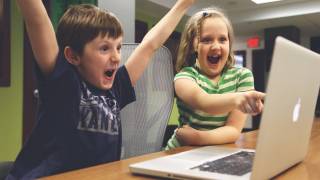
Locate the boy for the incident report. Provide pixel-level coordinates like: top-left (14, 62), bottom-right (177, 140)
top-left (8, 0), bottom-right (195, 179)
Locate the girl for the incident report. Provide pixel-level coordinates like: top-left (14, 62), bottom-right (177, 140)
top-left (166, 7), bottom-right (265, 149)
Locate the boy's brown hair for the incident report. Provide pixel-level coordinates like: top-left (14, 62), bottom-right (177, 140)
top-left (56, 4), bottom-right (123, 55)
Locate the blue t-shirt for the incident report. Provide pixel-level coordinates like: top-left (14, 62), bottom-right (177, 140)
top-left (7, 51), bottom-right (136, 179)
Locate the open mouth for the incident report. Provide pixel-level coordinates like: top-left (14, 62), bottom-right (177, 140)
top-left (104, 69), bottom-right (115, 78)
top-left (207, 55), bottom-right (220, 64)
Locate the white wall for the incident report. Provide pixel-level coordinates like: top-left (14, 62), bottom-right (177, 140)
top-left (98, 0), bottom-right (135, 43)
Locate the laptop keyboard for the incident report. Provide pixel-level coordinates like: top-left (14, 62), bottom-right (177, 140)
top-left (191, 151), bottom-right (255, 176)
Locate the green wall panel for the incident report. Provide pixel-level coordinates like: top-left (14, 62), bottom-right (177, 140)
top-left (0, 0), bottom-right (23, 161)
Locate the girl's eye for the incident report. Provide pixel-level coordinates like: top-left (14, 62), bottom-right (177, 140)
top-left (200, 38), bottom-right (213, 44)
top-left (219, 37), bottom-right (228, 43)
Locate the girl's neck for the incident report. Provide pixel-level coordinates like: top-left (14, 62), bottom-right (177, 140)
top-left (194, 61), bottom-right (221, 84)
top-left (209, 75), bottom-right (221, 84)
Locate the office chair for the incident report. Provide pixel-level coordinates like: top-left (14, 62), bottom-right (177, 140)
top-left (0, 161), bottom-right (13, 180)
top-left (120, 44), bottom-right (174, 159)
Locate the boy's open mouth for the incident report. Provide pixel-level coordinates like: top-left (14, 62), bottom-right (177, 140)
top-left (104, 69), bottom-right (115, 78)
top-left (207, 55), bottom-right (220, 64)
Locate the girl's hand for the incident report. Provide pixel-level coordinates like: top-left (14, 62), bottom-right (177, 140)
top-left (176, 125), bottom-right (199, 146)
top-left (235, 91), bottom-right (265, 115)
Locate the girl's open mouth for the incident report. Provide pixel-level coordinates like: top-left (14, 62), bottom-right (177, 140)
top-left (208, 55), bottom-right (220, 64)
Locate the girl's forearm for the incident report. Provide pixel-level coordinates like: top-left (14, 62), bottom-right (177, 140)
top-left (194, 92), bottom-right (239, 115)
top-left (194, 126), bottom-right (241, 145)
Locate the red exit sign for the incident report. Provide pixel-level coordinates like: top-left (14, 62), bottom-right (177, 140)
top-left (247, 36), bottom-right (260, 48)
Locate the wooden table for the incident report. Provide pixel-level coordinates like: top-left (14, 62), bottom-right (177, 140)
top-left (41, 118), bottom-right (320, 180)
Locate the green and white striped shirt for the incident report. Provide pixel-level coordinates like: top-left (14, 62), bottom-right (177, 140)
top-left (165, 66), bottom-right (254, 149)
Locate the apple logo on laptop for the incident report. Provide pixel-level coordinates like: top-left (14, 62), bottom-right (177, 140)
top-left (292, 98), bottom-right (301, 122)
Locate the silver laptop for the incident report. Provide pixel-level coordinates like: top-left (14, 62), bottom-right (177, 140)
top-left (129, 36), bottom-right (320, 180)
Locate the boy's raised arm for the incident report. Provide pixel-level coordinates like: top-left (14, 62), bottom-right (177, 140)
top-left (125, 0), bottom-right (195, 86)
top-left (17, 0), bottom-right (58, 75)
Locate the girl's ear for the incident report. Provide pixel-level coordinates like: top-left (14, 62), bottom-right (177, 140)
top-left (64, 46), bottom-right (80, 66)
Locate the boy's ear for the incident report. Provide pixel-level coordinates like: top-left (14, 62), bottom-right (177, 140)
top-left (64, 47), bottom-right (80, 66)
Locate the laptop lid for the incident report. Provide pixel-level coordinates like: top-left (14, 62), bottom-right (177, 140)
top-left (129, 36), bottom-right (320, 180)
top-left (251, 36), bottom-right (320, 179)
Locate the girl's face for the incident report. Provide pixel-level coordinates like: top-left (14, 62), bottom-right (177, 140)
top-left (195, 17), bottom-right (230, 80)
top-left (77, 34), bottom-right (123, 90)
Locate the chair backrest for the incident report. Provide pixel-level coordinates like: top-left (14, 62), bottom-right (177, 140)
top-left (120, 44), bottom-right (174, 159)
top-left (0, 161), bottom-right (13, 180)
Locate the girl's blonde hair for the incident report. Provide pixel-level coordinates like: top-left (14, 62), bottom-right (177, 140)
top-left (175, 7), bottom-right (235, 72)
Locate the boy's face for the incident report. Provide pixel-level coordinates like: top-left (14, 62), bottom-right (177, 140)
top-left (195, 17), bottom-right (230, 80)
top-left (76, 34), bottom-right (123, 90)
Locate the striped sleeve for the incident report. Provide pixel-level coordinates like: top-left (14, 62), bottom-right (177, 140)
top-left (174, 67), bottom-right (198, 82)
top-left (237, 68), bottom-right (255, 92)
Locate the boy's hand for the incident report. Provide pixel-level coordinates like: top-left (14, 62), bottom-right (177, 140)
top-left (180, 0), bottom-right (196, 5)
top-left (177, 0), bottom-right (197, 8)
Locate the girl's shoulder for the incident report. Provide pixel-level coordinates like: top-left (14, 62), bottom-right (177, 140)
top-left (180, 66), bottom-right (199, 73)
top-left (224, 67), bottom-right (253, 76)
top-left (176, 66), bottom-right (199, 77)
top-left (174, 66), bottom-right (202, 82)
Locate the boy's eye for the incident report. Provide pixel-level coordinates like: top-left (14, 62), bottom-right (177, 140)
top-left (100, 45), bottom-right (109, 52)
top-left (117, 44), bottom-right (122, 52)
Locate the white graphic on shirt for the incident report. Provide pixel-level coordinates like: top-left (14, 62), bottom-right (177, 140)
top-left (77, 83), bottom-right (120, 135)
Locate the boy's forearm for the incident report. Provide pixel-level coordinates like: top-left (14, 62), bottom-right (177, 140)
top-left (16, 0), bottom-right (58, 74)
top-left (16, 0), bottom-right (48, 25)
top-left (141, 0), bottom-right (194, 50)
top-left (125, 0), bottom-right (195, 86)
